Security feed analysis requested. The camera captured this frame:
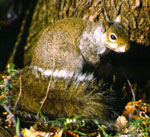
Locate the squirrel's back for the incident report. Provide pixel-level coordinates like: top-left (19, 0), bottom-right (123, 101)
top-left (31, 17), bottom-right (129, 73)
top-left (32, 18), bottom-right (93, 72)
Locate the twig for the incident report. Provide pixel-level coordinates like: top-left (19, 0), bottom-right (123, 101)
top-left (127, 79), bottom-right (136, 102)
top-left (38, 72), bottom-right (54, 113)
top-left (1, 104), bottom-right (22, 137)
top-left (13, 76), bottom-right (22, 113)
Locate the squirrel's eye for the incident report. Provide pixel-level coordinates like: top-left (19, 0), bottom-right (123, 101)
top-left (109, 33), bottom-right (117, 42)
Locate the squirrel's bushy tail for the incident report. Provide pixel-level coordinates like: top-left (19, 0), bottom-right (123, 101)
top-left (5, 66), bottom-right (118, 126)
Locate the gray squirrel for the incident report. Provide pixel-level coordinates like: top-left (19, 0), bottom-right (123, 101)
top-left (31, 16), bottom-right (129, 73)
top-left (3, 16), bottom-right (129, 129)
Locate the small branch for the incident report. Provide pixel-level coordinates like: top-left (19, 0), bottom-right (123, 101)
top-left (13, 76), bottom-right (22, 113)
top-left (39, 73), bottom-right (53, 112)
top-left (2, 104), bottom-right (17, 126)
top-left (1, 104), bottom-right (22, 137)
top-left (127, 79), bottom-right (136, 102)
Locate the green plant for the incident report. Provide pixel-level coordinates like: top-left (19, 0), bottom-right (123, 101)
top-left (16, 117), bottom-right (21, 136)
top-left (37, 109), bottom-right (86, 135)
top-left (7, 63), bottom-right (18, 75)
top-left (94, 119), bottom-right (109, 137)
top-left (49, 115), bottom-right (86, 135)
top-left (0, 64), bottom-right (18, 104)
top-left (128, 117), bottom-right (150, 137)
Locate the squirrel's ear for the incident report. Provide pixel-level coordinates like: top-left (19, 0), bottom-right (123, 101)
top-left (114, 15), bottom-right (121, 23)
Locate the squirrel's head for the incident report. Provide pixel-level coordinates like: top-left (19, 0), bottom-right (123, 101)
top-left (105, 16), bottom-right (130, 53)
